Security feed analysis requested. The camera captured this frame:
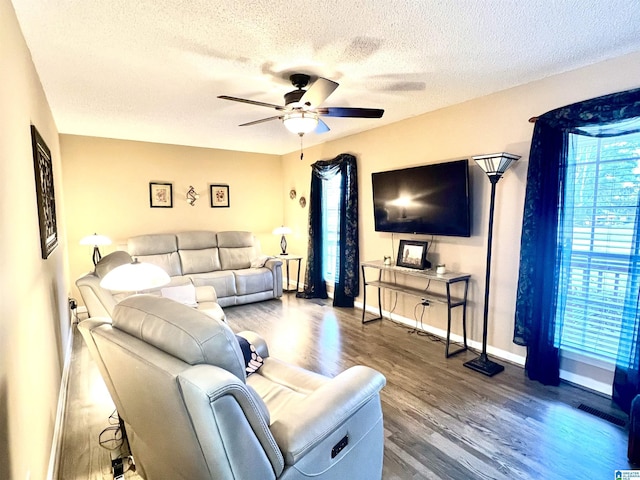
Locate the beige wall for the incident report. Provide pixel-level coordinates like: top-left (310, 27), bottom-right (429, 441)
top-left (281, 50), bottom-right (640, 361)
top-left (61, 135), bottom-right (284, 302)
top-left (0, 0), bottom-right (71, 479)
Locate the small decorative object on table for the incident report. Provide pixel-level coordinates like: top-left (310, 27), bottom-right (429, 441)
top-left (436, 264), bottom-right (446, 275)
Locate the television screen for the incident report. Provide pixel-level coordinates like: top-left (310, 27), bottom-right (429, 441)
top-left (372, 159), bottom-right (471, 237)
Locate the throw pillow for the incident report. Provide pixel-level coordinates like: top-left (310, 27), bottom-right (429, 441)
top-left (236, 335), bottom-right (264, 376)
top-left (250, 255), bottom-right (271, 268)
top-left (160, 284), bottom-right (198, 307)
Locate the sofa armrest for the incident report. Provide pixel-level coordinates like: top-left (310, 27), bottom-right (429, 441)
top-left (76, 272), bottom-right (118, 318)
top-left (263, 258), bottom-right (283, 297)
top-left (269, 365), bottom-right (386, 464)
top-left (263, 257), bottom-right (282, 270)
top-left (195, 285), bottom-right (218, 303)
top-left (236, 331), bottom-right (269, 359)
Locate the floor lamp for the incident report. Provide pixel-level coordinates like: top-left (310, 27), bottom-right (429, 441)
top-left (464, 152), bottom-right (520, 377)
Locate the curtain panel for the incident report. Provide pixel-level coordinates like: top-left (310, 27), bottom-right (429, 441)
top-left (297, 153), bottom-right (359, 307)
top-left (514, 88), bottom-right (640, 398)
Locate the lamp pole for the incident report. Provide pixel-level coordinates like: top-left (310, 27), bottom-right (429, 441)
top-left (464, 152), bottom-right (520, 377)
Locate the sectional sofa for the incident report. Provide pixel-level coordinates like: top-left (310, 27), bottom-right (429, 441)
top-left (76, 230), bottom-right (283, 318)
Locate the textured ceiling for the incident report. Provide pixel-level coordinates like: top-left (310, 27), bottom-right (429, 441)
top-left (11, 0), bottom-right (640, 155)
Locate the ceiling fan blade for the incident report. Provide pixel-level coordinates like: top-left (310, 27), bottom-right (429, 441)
top-left (218, 95), bottom-right (284, 110)
top-left (315, 118), bottom-right (330, 134)
top-left (317, 107), bottom-right (384, 118)
top-left (239, 115), bottom-right (283, 127)
top-left (299, 77), bottom-right (338, 107)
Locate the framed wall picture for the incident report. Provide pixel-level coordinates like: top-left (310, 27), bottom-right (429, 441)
top-left (396, 240), bottom-right (429, 270)
top-left (31, 125), bottom-right (58, 259)
top-left (210, 184), bottom-right (230, 208)
top-left (149, 182), bottom-right (173, 208)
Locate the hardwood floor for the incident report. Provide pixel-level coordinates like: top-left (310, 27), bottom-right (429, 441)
top-left (59, 295), bottom-right (631, 479)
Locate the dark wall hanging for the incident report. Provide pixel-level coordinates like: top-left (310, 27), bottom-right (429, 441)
top-left (31, 125), bottom-right (58, 259)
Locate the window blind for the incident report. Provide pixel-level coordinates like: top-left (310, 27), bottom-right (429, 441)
top-left (556, 132), bottom-right (640, 362)
top-left (322, 174), bottom-right (341, 283)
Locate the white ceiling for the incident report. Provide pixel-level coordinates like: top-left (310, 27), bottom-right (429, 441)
top-left (11, 0), bottom-right (640, 155)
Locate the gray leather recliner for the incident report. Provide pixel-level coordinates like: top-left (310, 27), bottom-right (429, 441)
top-left (79, 295), bottom-right (386, 480)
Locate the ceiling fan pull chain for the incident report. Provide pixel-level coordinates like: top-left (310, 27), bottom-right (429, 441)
top-left (300, 134), bottom-right (304, 160)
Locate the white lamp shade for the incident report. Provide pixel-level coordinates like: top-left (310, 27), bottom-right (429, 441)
top-left (283, 112), bottom-right (318, 135)
top-left (80, 233), bottom-right (112, 246)
top-left (99, 260), bottom-right (170, 292)
top-left (473, 152), bottom-right (521, 179)
top-left (272, 226), bottom-right (292, 235)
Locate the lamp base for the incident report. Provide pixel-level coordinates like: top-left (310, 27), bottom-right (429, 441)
top-left (463, 354), bottom-right (504, 377)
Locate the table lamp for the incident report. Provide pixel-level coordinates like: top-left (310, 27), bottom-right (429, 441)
top-left (273, 226), bottom-right (292, 255)
top-left (80, 233), bottom-right (112, 265)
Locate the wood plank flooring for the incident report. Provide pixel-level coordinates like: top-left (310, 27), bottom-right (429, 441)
top-left (58, 295), bottom-right (631, 479)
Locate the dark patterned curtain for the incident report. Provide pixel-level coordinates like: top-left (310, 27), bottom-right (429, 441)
top-left (297, 153), bottom-right (359, 307)
top-left (514, 88), bottom-right (640, 403)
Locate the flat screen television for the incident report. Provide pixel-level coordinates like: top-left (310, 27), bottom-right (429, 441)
top-left (372, 159), bottom-right (471, 237)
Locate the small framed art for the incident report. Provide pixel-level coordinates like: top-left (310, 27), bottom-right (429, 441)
top-left (149, 182), bottom-right (173, 208)
top-left (210, 184), bottom-right (230, 208)
top-left (396, 240), bottom-right (429, 270)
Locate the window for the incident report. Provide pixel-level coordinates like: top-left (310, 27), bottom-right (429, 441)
top-left (322, 174), bottom-right (341, 283)
top-left (556, 130), bottom-right (640, 363)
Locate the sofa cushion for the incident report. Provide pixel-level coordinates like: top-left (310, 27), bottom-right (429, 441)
top-left (133, 252), bottom-right (182, 277)
top-left (216, 231), bottom-right (254, 248)
top-left (128, 234), bottom-right (177, 256)
top-left (176, 231), bottom-right (218, 250)
top-left (180, 248), bottom-right (221, 274)
top-left (236, 335), bottom-right (264, 376)
top-left (190, 271), bottom-right (237, 297)
top-left (234, 268), bottom-right (274, 295)
top-left (112, 295), bottom-right (246, 380)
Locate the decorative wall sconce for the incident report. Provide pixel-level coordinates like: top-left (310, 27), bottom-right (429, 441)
top-left (186, 186), bottom-right (200, 206)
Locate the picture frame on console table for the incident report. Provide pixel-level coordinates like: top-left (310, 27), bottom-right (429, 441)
top-left (149, 182), bottom-right (173, 208)
top-left (397, 240), bottom-right (429, 269)
top-left (210, 184), bottom-right (230, 208)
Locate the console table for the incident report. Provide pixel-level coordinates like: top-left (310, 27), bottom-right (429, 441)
top-left (361, 260), bottom-right (470, 357)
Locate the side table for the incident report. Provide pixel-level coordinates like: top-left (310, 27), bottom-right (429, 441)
top-left (275, 254), bottom-right (303, 293)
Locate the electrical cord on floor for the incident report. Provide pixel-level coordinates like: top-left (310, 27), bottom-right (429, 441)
top-left (98, 410), bottom-right (136, 476)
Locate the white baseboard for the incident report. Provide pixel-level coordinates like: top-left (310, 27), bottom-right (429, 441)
top-left (46, 326), bottom-right (74, 480)
top-left (354, 299), bottom-right (526, 367)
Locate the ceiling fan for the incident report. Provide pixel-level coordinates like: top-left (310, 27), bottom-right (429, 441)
top-left (218, 73), bottom-right (384, 136)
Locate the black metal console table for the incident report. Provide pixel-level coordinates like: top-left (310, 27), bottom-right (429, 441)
top-left (361, 260), bottom-right (470, 357)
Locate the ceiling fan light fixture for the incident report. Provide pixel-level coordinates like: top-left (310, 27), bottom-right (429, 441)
top-left (283, 112), bottom-right (318, 135)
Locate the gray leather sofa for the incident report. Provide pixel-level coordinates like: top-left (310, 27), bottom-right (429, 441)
top-left (76, 230), bottom-right (283, 317)
top-left (76, 250), bottom-right (226, 321)
top-left (79, 295), bottom-right (386, 480)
